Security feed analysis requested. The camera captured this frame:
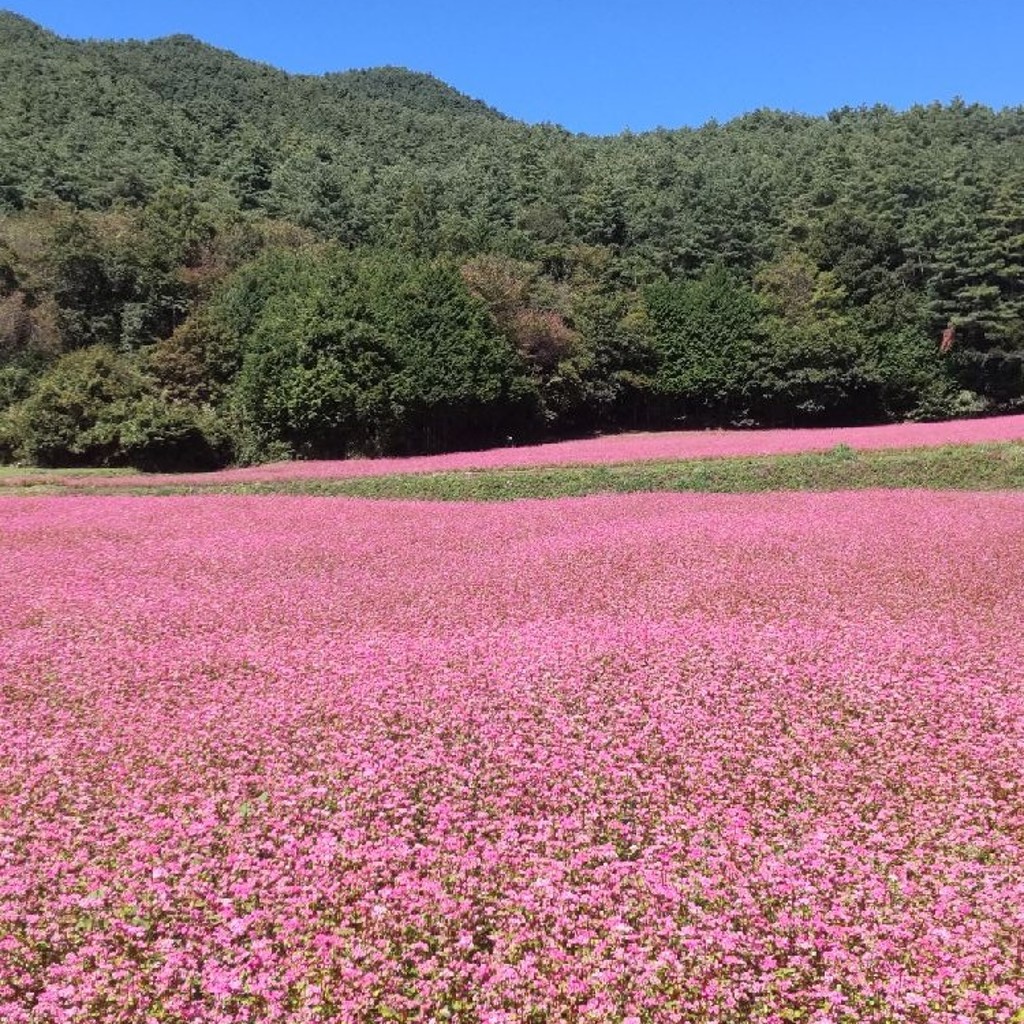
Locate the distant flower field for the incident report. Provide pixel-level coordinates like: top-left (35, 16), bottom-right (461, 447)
top-left (10, 413), bottom-right (1024, 487)
top-left (235, 412), bottom-right (1024, 481)
top-left (2, 491), bottom-right (1023, 1022)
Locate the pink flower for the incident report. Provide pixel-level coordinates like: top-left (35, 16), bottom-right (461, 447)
top-left (2, 489), bottom-right (1023, 1020)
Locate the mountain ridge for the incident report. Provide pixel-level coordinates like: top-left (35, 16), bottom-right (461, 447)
top-left (4, 10), bottom-right (1021, 138)
top-left (0, 11), bottom-right (509, 127)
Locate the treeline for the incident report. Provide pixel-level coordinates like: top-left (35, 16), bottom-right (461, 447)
top-left (0, 12), bottom-right (1022, 468)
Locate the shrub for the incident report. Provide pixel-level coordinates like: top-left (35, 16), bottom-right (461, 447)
top-left (5, 345), bottom-right (228, 470)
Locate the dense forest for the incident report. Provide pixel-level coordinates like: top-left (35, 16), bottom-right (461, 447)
top-left (1, 11), bottom-right (1022, 468)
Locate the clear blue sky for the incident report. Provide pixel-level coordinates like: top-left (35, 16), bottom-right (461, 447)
top-left (6, 1), bottom-right (1023, 134)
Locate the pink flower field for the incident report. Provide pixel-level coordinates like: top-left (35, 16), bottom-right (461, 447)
top-left (2, 491), bottom-right (1024, 1022)
top-left (225, 413), bottom-right (1024, 482)
top-left (11, 412), bottom-right (1024, 488)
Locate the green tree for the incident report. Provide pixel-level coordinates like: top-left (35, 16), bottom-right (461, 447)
top-left (646, 266), bottom-right (765, 424)
top-left (3, 345), bottom-right (222, 468)
top-left (227, 250), bottom-right (539, 461)
top-left (47, 213), bottom-right (120, 349)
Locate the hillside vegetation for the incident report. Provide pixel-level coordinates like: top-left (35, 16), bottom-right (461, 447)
top-left (1, 11), bottom-right (1022, 468)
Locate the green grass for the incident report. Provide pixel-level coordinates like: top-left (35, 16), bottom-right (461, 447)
top-left (0, 465), bottom-right (138, 479)
top-left (2, 441), bottom-right (1022, 500)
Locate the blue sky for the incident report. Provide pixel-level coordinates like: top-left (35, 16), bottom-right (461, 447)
top-left (7, 1), bottom-right (1023, 134)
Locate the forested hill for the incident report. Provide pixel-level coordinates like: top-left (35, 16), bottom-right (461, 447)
top-left (0, 10), bottom-right (509, 211)
top-left (1, 12), bottom-right (1022, 470)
